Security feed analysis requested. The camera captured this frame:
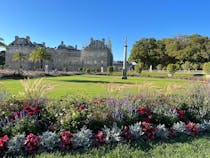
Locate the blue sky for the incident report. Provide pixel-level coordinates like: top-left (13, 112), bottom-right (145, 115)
top-left (1, 0), bottom-right (210, 60)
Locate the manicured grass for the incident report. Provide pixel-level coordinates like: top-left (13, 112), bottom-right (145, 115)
top-left (33, 134), bottom-right (210, 158)
top-left (0, 75), bottom-right (197, 99)
top-left (113, 70), bottom-right (204, 78)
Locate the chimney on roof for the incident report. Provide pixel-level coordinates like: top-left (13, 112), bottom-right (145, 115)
top-left (15, 36), bottom-right (19, 40)
top-left (26, 36), bottom-right (30, 41)
top-left (102, 38), bottom-right (105, 44)
top-left (61, 41), bottom-right (64, 45)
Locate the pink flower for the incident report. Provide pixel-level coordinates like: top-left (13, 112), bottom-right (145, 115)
top-left (61, 131), bottom-right (74, 150)
top-left (93, 131), bottom-right (106, 146)
top-left (176, 108), bottom-right (187, 120)
top-left (186, 122), bottom-right (198, 136)
top-left (141, 121), bottom-right (156, 140)
top-left (24, 133), bottom-right (40, 153)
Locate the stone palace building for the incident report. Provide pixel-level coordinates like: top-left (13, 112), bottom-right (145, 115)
top-left (5, 36), bottom-right (113, 71)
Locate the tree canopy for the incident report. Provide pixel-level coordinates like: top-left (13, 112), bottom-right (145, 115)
top-left (0, 37), bottom-right (6, 47)
top-left (129, 34), bottom-right (210, 70)
top-left (29, 47), bottom-right (51, 70)
top-left (12, 52), bottom-right (27, 70)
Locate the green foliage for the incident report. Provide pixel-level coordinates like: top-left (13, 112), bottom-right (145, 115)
top-left (181, 61), bottom-right (192, 71)
top-left (156, 64), bottom-right (163, 70)
top-left (107, 66), bottom-right (114, 74)
top-left (0, 37), bottom-right (6, 47)
top-left (12, 52), bottom-right (27, 70)
top-left (85, 68), bottom-right (91, 73)
top-left (72, 127), bottom-right (93, 149)
top-left (156, 124), bottom-right (169, 139)
top-left (40, 131), bottom-right (60, 151)
top-left (103, 123), bottom-right (121, 143)
top-left (135, 62), bottom-right (143, 74)
top-left (129, 34), bottom-right (210, 69)
top-left (167, 64), bottom-right (177, 75)
top-left (129, 122), bottom-right (144, 139)
top-left (202, 62), bottom-right (210, 74)
top-left (7, 133), bottom-right (25, 155)
top-left (29, 47), bottom-right (51, 70)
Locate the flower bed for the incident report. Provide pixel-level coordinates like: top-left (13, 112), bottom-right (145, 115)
top-left (0, 85), bottom-right (210, 156)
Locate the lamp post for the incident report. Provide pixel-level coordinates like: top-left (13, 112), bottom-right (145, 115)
top-left (122, 37), bottom-right (127, 79)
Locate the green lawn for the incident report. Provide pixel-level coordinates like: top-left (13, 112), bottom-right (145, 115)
top-left (0, 75), bottom-right (197, 99)
top-left (32, 134), bottom-right (210, 158)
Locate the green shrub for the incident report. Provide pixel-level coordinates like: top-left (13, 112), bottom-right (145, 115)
top-left (181, 61), bottom-right (192, 71)
top-left (202, 62), bottom-right (210, 74)
top-left (156, 64), bottom-right (163, 71)
top-left (167, 64), bottom-right (177, 76)
top-left (107, 66), bottom-right (114, 74)
top-left (135, 62), bottom-right (143, 74)
top-left (192, 63), bottom-right (199, 70)
top-left (86, 68), bottom-right (91, 73)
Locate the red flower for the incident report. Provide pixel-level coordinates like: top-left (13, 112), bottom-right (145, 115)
top-left (0, 135), bottom-right (9, 153)
top-left (143, 115), bottom-right (152, 123)
top-left (93, 131), bottom-right (106, 146)
top-left (10, 113), bottom-right (15, 120)
top-left (121, 126), bottom-right (133, 141)
top-left (176, 108), bottom-right (187, 120)
top-left (137, 107), bottom-right (151, 115)
top-left (186, 122), bottom-right (198, 136)
top-left (141, 121), bottom-right (156, 140)
top-left (24, 133), bottom-right (40, 154)
top-left (33, 107), bottom-right (39, 113)
top-left (61, 131), bottom-right (74, 150)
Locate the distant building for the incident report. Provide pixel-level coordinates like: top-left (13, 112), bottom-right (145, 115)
top-left (5, 36), bottom-right (113, 71)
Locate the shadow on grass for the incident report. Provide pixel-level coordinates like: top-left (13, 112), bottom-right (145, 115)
top-left (58, 79), bottom-right (133, 84)
top-left (193, 74), bottom-right (205, 77)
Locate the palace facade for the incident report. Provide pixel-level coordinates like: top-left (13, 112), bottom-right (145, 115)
top-left (5, 36), bottom-right (113, 71)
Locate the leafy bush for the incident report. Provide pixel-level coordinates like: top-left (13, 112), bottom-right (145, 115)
top-left (135, 62), bottom-right (143, 74)
top-left (181, 61), bottom-right (192, 71)
top-left (7, 134), bottom-right (25, 155)
top-left (202, 62), bottom-right (210, 74)
top-left (40, 131), bottom-right (60, 151)
top-left (103, 123), bottom-right (121, 143)
top-left (107, 66), bottom-right (114, 74)
top-left (156, 124), bottom-right (169, 139)
top-left (72, 127), bottom-right (92, 149)
top-left (129, 122), bottom-right (144, 139)
top-left (156, 64), bottom-right (163, 71)
top-left (167, 64), bottom-right (177, 76)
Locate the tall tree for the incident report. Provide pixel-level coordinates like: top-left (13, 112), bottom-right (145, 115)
top-left (29, 47), bottom-right (51, 70)
top-left (12, 52), bottom-right (27, 70)
top-left (129, 38), bottom-right (158, 68)
top-left (0, 37), bottom-right (6, 47)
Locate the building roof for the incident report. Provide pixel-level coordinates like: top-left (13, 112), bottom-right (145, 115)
top-left (57, 41), bottom-right (77, 50)
top-left (8, 36), bottom-right (35, 47)
top-left (84, 38), bottom-right (110, 50)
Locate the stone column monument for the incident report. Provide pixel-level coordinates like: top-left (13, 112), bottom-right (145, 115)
top-left (122, 37), bottom-right (128, 79)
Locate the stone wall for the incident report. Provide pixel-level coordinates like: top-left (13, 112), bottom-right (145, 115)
top-left (5, 36), bottom-right (113, 71)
